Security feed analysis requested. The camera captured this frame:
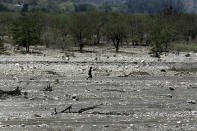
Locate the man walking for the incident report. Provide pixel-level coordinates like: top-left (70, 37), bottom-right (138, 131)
top-left (87, 67), bottom-right (93, 80)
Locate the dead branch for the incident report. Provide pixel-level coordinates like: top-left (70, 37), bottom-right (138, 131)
top-left (53, 104), bottom-right (102, 115)
top-left (78, 104), bottom-right (102, 113)
top-left (60, 105), bottom-right (72, 113)
top-left (0, 87), bottom-right (21, 97)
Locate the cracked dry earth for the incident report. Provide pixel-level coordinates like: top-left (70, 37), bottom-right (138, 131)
top-left (0, 47), bottom-right (197, 131)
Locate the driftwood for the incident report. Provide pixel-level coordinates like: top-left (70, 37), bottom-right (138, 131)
top-left (78, 104), bottom-right (101, 113)
top-left (42, 84), bottom-right (53, 92)
top-left (0, 87), bottom-right (21, 98)
top-left (53, 104), bottom-right (102, 115)
top-left (54, 105), bottom-right (73, 115)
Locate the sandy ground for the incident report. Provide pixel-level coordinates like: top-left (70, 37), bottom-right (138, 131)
top-left (0, 46), bottom-right (197, 131)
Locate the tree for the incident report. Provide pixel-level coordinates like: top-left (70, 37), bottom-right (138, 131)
top-left (84, 11), bottom-right (106, 45)
top-left (58, 1), bottom-right (75, 13)
top-left (69, 13), bottom-right (90, 52)
top-left (148, 12), bottom-right (176, 57)
top-left (51, 14), bottom-right (70, 49)
top-left (12, 12), bottom-right (41, 53)
top-left (0, 3), bottom-right (9, 11)
top-left (104, 13), bottom-right (128, 52)
top-left (75, 3), bottom-right (98, 12)
top-left (0, 37), bottom-right (4, 52)
top-left (100, 2), bottom-right (118, 12)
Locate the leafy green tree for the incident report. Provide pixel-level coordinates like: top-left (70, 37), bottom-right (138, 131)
top-left (75, 3), bottom-right (98, 12)
top-left (12, 12), bottom-right (41, 53)
top-left (85, 11), bottom-right (106, 45)
top-left (58, 1), bottom-right (75, 13)
top-left (49, 14), bottom-right (70, 49)
top-left (69, 13), bottom-right (90, 52)
top-left (104, 13), bottom-right (128, 52)
top-left (0, 3), bottom-right (9, 11)
top-left (148, 12), bottom-right (176, 57)
top-left (126, 14), bottom-right (149, 45)
top-left (100, 2), bottom-right (118, 12)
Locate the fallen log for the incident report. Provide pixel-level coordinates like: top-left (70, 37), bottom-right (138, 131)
top-left (53, 104), bottom-right (102, 115)
top-left (53, 105), bottom-right (73, 115)
top-left (78, 104), bottom-right (102, 113)
top-left (60, 105), bottom-right (72, 113)
top-left (0, 87), bottom-right (21, 96)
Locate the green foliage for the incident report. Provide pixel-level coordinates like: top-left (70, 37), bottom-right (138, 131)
top-left (171, 43), bottom-right (197, 52)
top-left (100, 2), bottom-right (118, 12)
top-left (75, 3), bottom-right (98, 12)
top-left (58, 1), bottom-right (75, 13)
top-left (11, 12), bottom-right (41, 53)
top-left (0, 0), bottom-right (187, 13)
top-left (148, 10), bottom-right (177, 57)
top-left (0, 3), bottom-right (9, 11)
top-left (0, 5), bottom-right (197, 55)
top-left (69, 12), bottom-right (91, 52)
top-left (104, 13), bottom-right (128, 52)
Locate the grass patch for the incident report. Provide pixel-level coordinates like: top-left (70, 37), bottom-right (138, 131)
top-left (170, 43), bottom-right (197, 52)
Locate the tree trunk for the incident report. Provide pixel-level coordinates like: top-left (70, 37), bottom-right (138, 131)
top-left (26, 43), bottom-right (29, 53)
top-left (113, 39), bottom-right (120, 53)
top-left (79, 32), bottom-right (83, 53)
top-left (79, 43), bottom-right (84, 53)
top-left (115, 41), bottom-right (119, 52)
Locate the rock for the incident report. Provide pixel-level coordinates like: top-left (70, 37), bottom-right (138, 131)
top-left (161, 69), bottom-right (166, 72)
top-left (24, 92), bottom-right (28, 99)
top-left (72, 94), bottom-right (79, 101)
top-left (15, 63), bottom-right (19, 66)
top-left (177, 121), bottom-right (181, 124)
top-left (167, 94), bottom-right (173, 98)
top-left (169, 87), bottom-right (175, 91)
top-left (34, 114), bottom-right (41, 118)
top-left (185, 53), bottom-right (191, 57)
top-left (187, 100), bottom-right (196, 104)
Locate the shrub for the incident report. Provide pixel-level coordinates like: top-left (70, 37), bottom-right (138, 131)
top-left (171, 43), bottom-right (197, 52)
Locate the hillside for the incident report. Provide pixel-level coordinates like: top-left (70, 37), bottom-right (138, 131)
top-left (0, 0), bottom-right (197, 13)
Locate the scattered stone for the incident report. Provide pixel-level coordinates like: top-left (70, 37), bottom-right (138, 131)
top-left (161, 69), bottom-right (166, 72)
top-left (177, 121), bottom-right (181, 124)
top-left (34, 114), bottom-right (41, 118)
top-left (187, 100), bottom-right (196, 104)
top-left (24, 92), bottom-right (28, 99)
top-left (167, 94), bottom-right (173, 98)
top-left (185, 53), bottom-right (191, 57)
top-left (72, 94), bottom-right (79, 101)
top-left (104, 125), bottom-right (109, 128)
top-left (20, 124), bottom-right (25, 127)
top-left (169, 87), bottom-right (175, 91)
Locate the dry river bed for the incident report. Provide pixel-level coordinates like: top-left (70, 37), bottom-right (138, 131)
top-left (0, 49), bottom-right (197, 131)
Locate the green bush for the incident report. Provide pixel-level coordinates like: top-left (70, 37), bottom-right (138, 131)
top-left (171, 43), bottom-right (197, 52)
